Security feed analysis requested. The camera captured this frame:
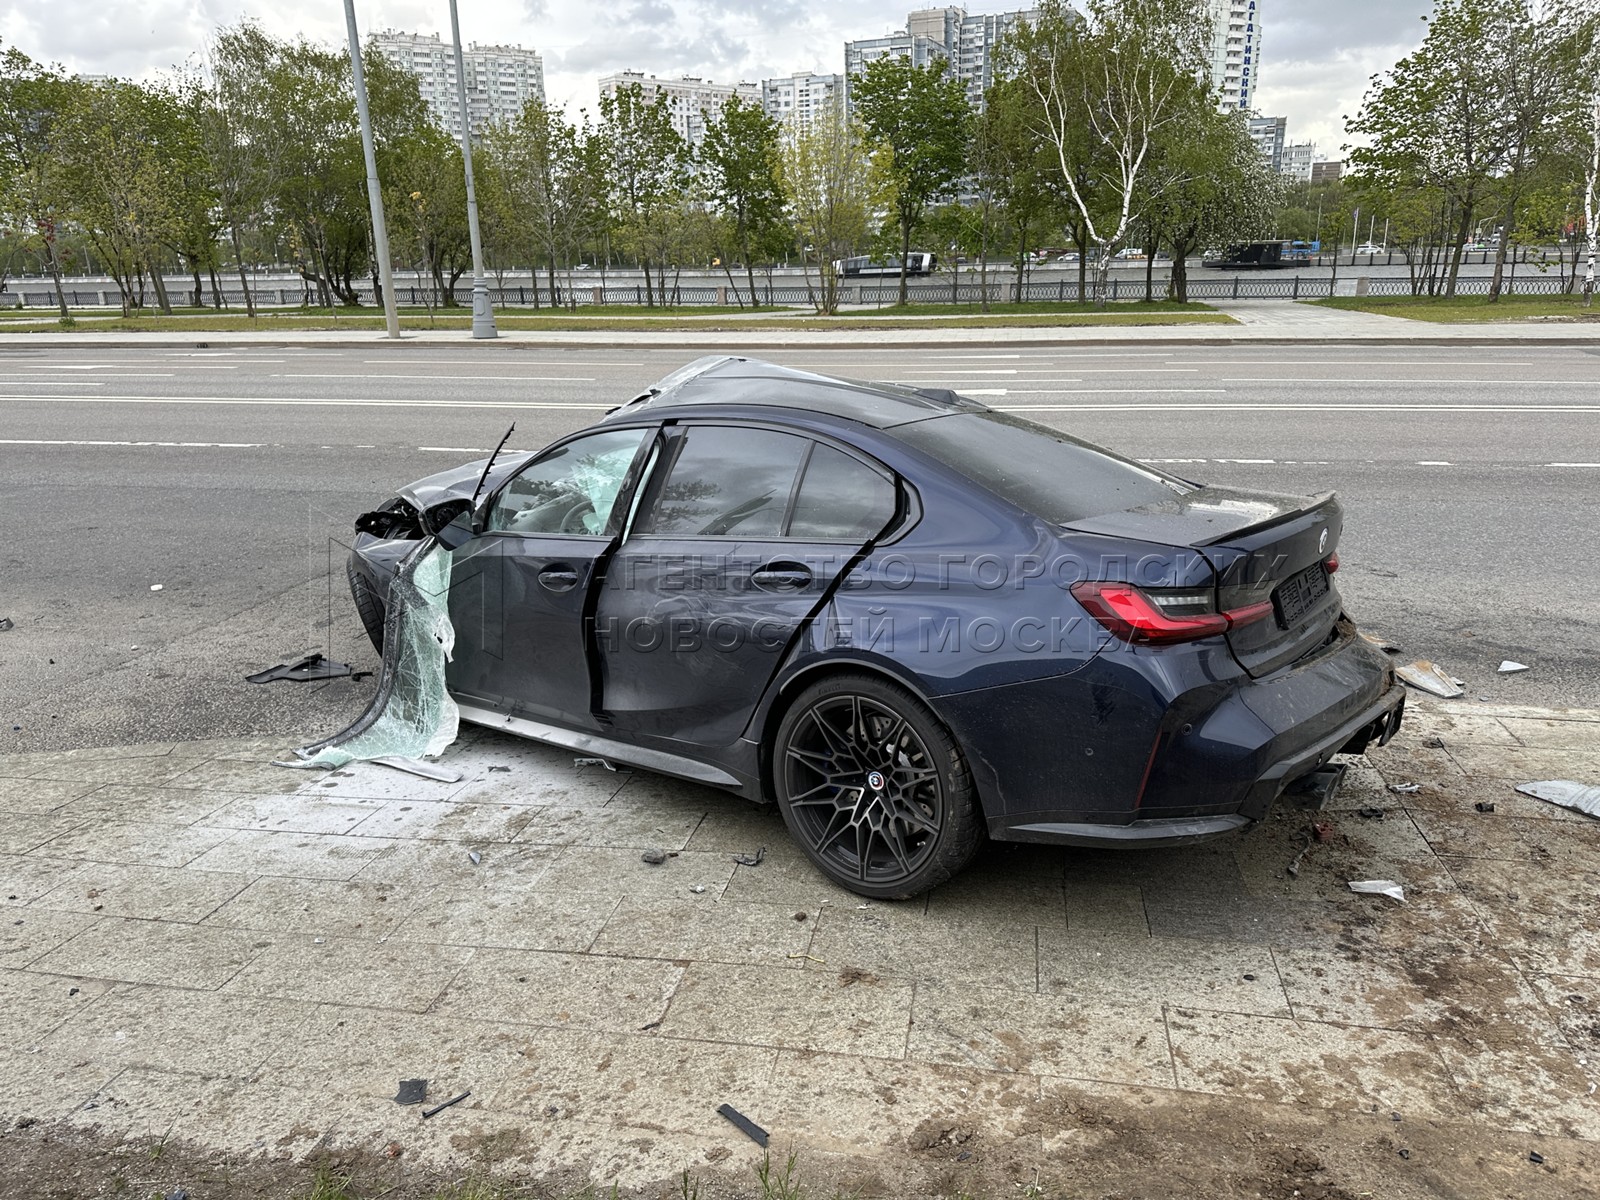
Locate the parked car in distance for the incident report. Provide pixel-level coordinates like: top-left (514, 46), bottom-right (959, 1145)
top-left (348, 357), bottom-right (1406, 899)
top-left (1355, 243), bottom-right (1386, 255)
top-left (1203, 241), bottom-right (1294, 269)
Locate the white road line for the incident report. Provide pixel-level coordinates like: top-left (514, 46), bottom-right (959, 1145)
top-left (1220, 377), bottom-right (1600, 386)
top-left (1548, 462), bottom-right (1600, 466)
top-left (1167, 359), bottom-right (1537, 367)
top-left (272, 373), bottom-right (597, 382)
top-left (993, 389), bottom-right (1228, 396)
top-left (419, 446), bottom-right (491, 453)
top-left (362, 359), bottom-right (643, 367)
top-left (0, 373), bottom-right (170, 379)
top-left (0, 395), bottom-right (615, 409)
top-left (0, 438), bottom-right (266, 448)
top-left (0, 381), bottom-right (104, 387)
top-left (1415, 461), bottom-right (1454, 466)
top-left (1216, 458), bottom-right (1277, 464)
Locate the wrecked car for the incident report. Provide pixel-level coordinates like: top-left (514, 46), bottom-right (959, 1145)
top-left (347, 356), bottom-right (1404, 898)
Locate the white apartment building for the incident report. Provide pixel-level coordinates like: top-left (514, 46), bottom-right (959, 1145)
top-left (761, 72), bottom-right (845, 131)
top-left (598, 71), bottom-right (761, 147)
top-left (1207, 0), bottom-right (1262, 112)
top-left (844, 6), bottom-right (1038, 112)
top-left (1281, 141), bottom-right (1316, 181)
top-left (372, 30), bottom-right (544, 138)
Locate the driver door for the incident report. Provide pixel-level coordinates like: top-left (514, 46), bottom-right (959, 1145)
top-left (446, 427), bottom-right (651, 727)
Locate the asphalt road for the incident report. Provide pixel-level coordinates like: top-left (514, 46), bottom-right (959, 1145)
top-left (2, 342), bottom-right (1597, 753)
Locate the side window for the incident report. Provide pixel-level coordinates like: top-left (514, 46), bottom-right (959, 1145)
top-left (488, 429), bottom-right (648, 535)
top-left (640, 426), bottom-right (807, 538)
top-left (789, 444), bottom-right (897, 540)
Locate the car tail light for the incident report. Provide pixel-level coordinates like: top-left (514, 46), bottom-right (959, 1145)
top-left (1325, 552), bottom-right (1340, 574)
top-left (1071, 582), bottom-right (1271, 645)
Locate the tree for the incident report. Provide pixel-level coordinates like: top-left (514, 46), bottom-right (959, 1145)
top-left (851, 55), bottom-right (972, 304)
top-left (1007, 0), bottom-right (1212, 306)
top-left (488, 100), bottom-right (605, 307)
top-left (778, 96), bottom-right (888, 314)
top-left (0, 46), bottom-right (82, 317)
top-left (698, 94), bottom-right (786, 307)
top-left (597, 83), bottom-right (689, 306)
top-left (980, 77), bottom-right (1061, 303)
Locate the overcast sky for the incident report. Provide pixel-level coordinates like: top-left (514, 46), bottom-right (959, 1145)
top-left (0, 0), bottom-right (1434, 154)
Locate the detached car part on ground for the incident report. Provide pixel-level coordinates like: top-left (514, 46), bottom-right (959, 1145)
top-left (347, 356), bottom-right (1404, 899)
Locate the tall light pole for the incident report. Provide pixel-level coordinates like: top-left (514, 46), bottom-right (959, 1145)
top-left (343, 0), bottom-right (400, 338)
top-left (449, 0), bottom-right (498, 338)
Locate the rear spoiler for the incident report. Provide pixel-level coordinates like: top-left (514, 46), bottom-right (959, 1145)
top-left (1063, 488), bottom-right (1336, 548)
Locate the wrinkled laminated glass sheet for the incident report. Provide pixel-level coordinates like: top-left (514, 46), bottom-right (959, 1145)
top-left (284, 538), bottom-right (459, 770)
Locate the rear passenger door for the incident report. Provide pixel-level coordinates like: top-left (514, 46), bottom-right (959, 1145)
top-left (595, 423), bottom-right (898, 750)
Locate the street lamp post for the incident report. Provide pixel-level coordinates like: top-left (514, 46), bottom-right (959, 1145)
top-left (449, 0), bottom-right (498, 339)
top-left (342, 0), bottom-right (400, 339)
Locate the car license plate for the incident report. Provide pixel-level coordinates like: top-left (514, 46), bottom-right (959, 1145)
top-left (1274, 563), bottom-right (1330, 628)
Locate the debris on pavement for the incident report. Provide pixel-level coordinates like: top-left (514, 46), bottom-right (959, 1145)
top-left (732, 846), bottom-right (767, 866)
top-left (468, 851), bottom-right (482, 866)
top-left (1499, 661), bottom-right (1530, 674)
top-left (394, 1079), bottom-right (428, 1106)
top-left (1358, 807), bottom-right (1386, 819)
top-left (421, 1090), bottom-right (470, 1119)
top-left (1389, 783), bottom-right (1422, 794)
top-left (1349, 880), bottom-right (1406, 903)
top-left (165, 1189), bottom-right (190, 1200)
top-left (1530, 1151), bottom-right (1546, 1165)
top-left (716, 1102), bottom-right (770, 1148)
top-left (247, 652), bottom-right (368, 685)
top-left (641, 849), bottom-right (668, 865)
top-left (1476, 802), bottom-right (1497, 813)
top-left (487, 765), bottom-right (511, 772)
top-left (1311, 820), bottom-right (1335, 843)
top-left (1286, 834), bottom-right (1314, 878)
top-left (1516, 780), bottom-right (1600, 819)
top-left (150, 584), bottom-right (164, 592)
top-left (1422, 736), bottom-right (1446, 749)
top-left (1359, 631), bottom-right (1403, 654)
top-left (574, 757), bottom-right (623, 771)
top-left (0, 618), bottom-right (14, 632)
top-left (1395, 660), bottom-right (1465, 698)
top-left (371, 756), bottom-right (463, 783)
top-left (689, 885), bottom-right (706, 894)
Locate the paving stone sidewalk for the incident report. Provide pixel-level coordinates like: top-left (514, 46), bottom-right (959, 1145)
top-left (2, 698), bottom-right (1598, 1191)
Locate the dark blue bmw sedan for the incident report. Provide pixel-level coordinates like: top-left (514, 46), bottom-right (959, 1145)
top-left (347, 356), bottom-right (1405, 898)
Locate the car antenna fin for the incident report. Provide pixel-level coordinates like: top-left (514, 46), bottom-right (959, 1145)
top-left (467, 423), bottom-right (516, 513)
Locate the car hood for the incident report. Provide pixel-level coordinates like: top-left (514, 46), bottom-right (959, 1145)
top-left (398, 452), bottom-right (535, 516)
top-left (1062, 485), bottom-right (1331, 547)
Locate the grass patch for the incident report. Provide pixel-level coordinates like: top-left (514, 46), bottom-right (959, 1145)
top-left (841, 298), bottom-right (1212, 316)
top-left (1310, 293), bottom-right (1599, 323)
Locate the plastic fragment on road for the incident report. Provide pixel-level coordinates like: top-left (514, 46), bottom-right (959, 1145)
top-left (1395, 661), bottom-right (1465, 698)
top-left (1359, 630), bottom-right (1403, 654)
top-left (1516, 780), bottom-right (1600, 819)
top-left (0, 617), bottom-right (12, 631)
top-left (422, 1090), bottom-right (470, 1119)
top-left (247, 652), bottom-right (369, 685)
top-left (468, 850), bottom-right (482, 866)
top-left (716, 1103), bottom-right (770, 1147)
top-left (641, 848), bottom-right (668, 865)
top-left (574, 756), bottom-right (623, 771)
top-left (1476, 801), bottom-right (1496, 813)
top-left (281, 540), bottom-right (459, 771)
top-left (371, 756), bottom-right (463, 783)
top-left (732, 846), bottom-right (767, 866)
top-left (1349, 880), bottom-right (1406, 903)
top-left (1389, 783), bottom-right (1422, 794)
top-left (394, 1079), bottom-right (427, 1106)
top-left (150, 584), bottom-right (163, 592)
top-left (1499, 661), bottom-right (1530, 674)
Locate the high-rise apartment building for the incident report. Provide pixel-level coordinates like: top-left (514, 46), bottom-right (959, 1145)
top-left (761, 72), bottom-right (845, 130)
top-left (1206, 0), bottom-right (1261, 112)
top-left (1281, 141), bottom-right (1316, 181)
top-left (372, 30), bottom-right (544, 138)
top-left (598, 71), bottom-right (761, 147)
top-left (1247, 115), bottom-right (1286, 173)
top-left (844, 6), bottom-right (1038, 112)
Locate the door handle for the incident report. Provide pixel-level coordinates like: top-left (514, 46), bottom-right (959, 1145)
top-left (750, 562), bottom-right (813, 592)
top-left (537, 565), bottom-right (581, 593)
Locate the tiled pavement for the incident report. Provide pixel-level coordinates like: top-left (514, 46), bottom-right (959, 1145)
top-left (1, 699), bottom-right (1598, 1187)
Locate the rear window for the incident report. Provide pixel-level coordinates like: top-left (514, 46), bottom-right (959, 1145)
top-left (893, 412), bottom-right (1190, 524)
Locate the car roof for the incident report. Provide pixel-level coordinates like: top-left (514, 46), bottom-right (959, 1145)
top-left (602, 355), bottom-right (991, 430)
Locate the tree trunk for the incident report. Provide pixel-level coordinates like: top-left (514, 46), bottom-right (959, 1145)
top-left (548, 258), bottom-right (558, 309)
top-left (1169, 239), bottom-right (1190, 304)
top-left (1143, 231), bottom-right (1156, 304)
top-left (1445, 200), bottom-right (1473, 300)
top-left (1014, 218), bottom-right (1029, 305)
top-left (898, 216), bottom-right (912, 307)
top-left (743, 225), bottom-right (757, 310)
top-left (190, 261), bottom-right (204, 308)
top-left (1488, 189), bottom-right (1518, 302)
top-left (150, 263), bottom-right (174, 315)
top-left (40, 230), bottom-right (69, 318)
top-left (1075, 222), bottom-right (1088, 303)
top-left (208, 264), bottom-right (224, 309)
top-left (978, 204), bottom-right (990, 315)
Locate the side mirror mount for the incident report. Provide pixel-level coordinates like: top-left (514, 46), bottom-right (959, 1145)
top-left (423, 500), bottom-right (474, 550)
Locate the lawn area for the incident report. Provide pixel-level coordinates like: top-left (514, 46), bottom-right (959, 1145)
top-left (0, 300), bottom-right (1233, 334)
top-left (1311, 293), bottom-right (1599, 323)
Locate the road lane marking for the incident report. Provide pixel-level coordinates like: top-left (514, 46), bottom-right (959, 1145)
top-left (1220, 377), bottom-right (1600, 386)
top-left (0, 438), bottom-right (266, 448)
top-left (271, 373), bottom-right (597, 382)
top-left (1548, 462), bottom-right (1600, 466)
top-left (0, 381), bottom-right (104, 387)
top-left (361, 359), bottom-right (643, 367)
top-left (1415, 461), bottom-right (1454, 466)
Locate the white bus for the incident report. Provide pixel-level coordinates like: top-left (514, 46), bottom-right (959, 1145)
top-left (833, 253), bottom-right (937, 278)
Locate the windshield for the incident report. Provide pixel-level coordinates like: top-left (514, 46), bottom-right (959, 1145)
top-left (894, 411), bottom-right (1192, 525)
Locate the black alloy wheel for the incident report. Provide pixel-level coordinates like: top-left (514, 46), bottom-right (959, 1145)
top-left (773, 674), bottom-right (982, 899)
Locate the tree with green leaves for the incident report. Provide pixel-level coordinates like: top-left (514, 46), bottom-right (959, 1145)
top-left (1006, 0), bottom-right (1212, 306)
top-left (597, 83), bottom-right (690, 306)
top-left (977, 76), bottom-right (1061, 303)
top-left (851, 55), bottom-right (972, 304)
top-left (778, 95), bottom-right (889, 314)
top-left (0, 46), bottom-right (83, 317)
top-left (698, 94), bottom-right (786, 307)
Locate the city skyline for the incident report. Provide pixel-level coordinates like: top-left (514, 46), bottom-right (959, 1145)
top-left (0, 0), bottom-right (1436, 155)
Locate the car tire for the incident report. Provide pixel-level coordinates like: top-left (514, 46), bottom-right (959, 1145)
top-left (348, 563), bottom-right (386, 655)
top-left (772, 673), bottom-right (983, 900)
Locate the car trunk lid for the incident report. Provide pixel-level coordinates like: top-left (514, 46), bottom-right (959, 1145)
top-left (1064, 486), bottom-right (1343, 678)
